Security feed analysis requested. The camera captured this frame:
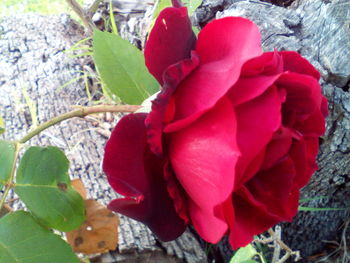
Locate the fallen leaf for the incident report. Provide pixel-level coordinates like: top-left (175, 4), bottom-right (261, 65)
top-left (71, 179), bottom-right (87, 199)
top-left (0, 204), bottom-right (12, 218)
top-left (66, 199), bottom-right (119, 254)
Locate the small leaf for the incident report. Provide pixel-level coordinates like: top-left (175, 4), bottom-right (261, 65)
top-left (182, 0), bottom-right (202, 15)
top-left (0, 117), bottom-right (5, 134)
top-left (0, 204), bottom-right (11, 218)
top-left (0, 140), bottom-right (15, 187)
top-left (93, 30), bottom-right (159, 104)
top-left (229, 244), bottom-right (257, 263)
top-left (0, 211), bottom-right (79, 263)
top-left (15, 146), bottom-right (85, 231)
top-left (66, 199), bottom-right (119, 254)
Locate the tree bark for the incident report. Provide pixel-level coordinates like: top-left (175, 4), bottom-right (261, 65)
top-left (0, 12), bottom-right (206, 263)
top-left (194, 0), bottom-right (350, 261)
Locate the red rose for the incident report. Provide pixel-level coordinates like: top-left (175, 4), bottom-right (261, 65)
top-left (103, 5), bottom-right (328, 249)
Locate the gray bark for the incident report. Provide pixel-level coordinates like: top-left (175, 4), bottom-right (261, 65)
top-left (0, 13), bottom-right (206, 263)
top-left (194, 0), bottom-right (350, 261)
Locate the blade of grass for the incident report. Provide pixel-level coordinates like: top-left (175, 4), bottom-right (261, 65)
top-left (298, 206), bottom-right (348, 212)
top-left (299, 196), bottom-right (329, 203)
top-left (109, 0), bottom-right (118, 35)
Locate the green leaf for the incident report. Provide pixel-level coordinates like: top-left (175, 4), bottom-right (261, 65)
top-left (15, 146), bottom-right (85, 231)
top-left (93, 29), bottom-right (159, 104)
top-left (0, 140), bottom-right (15, 187)
top-left (229, 244), bottom-right (257, 263)
top-left (182, 0), bottom-right (202, 15)
top-left (0, 117), bottom-right (5, 134)
top-left (0, 211), bottom-right (79, 263)
top-left (153, 0), bottom-right (172, 20)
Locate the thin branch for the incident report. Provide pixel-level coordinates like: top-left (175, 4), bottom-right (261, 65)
top-left (65, 0), bottom-right (96, 34)
top-left (19, 104), bottom-right (140, 144)
top-left (88, 0), bottom-right (104, 15)
top-left (0, 142), bottom-right (21, 211)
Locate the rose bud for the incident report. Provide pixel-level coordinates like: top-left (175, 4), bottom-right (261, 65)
top-left (103, 4), bottom-right (328, 249)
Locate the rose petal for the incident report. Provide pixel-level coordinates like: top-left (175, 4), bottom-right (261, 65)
top-left (228, 188), bottom-right (281, 249)
top-left (234, 86), bottom-right (282, 190)
top-left (279, 51), bottom-right (320, 80)
top-left (294, 109), bottom-right (326, 136)
top-left (145, 52), bottom-right (200, 155)
top-left (260, 127), bottom-right (293, 170)
top-left (144, 6), bottom-right (196, 85)
top-left (103, 113), bottom-right (185, 241)
top-left (241, 51), bottom-right (283, 77)
top-left (278, 72), bottom-right (323, 124)
top-left (163, 160), bottom-right (189, 223)
top-left (165, 17), bottom-right (263, 132)
top-left (228, 158), bottom-right (298, 249)
top-left (321, 96), bottom-right (329, 117)
top-left (246, 158), bottom-right (297, 219)
top-left (289, 137), bottom-right (319, 188)
top-left (228, 75), bottom-right (282, 106)
top-left (228, 51), bottom-right (283, 106)
top-left (169, 98), bottom-right (240, 242)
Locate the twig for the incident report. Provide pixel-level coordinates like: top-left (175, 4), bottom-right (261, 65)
top-left (267, 228), bottom-right (301, 262)
top-left (65, 0), bottom-right (96, 34)
top-left (0, 142), bottom-right (21, 211)
top-left (19, 104), bottom-right (140, 144)
top-left (88, 0), bottom-right (104, 15)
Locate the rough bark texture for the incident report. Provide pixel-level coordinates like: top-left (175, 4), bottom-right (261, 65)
top-left (194, 0), bottom-right (350, 261)
top-left (0, 13), bottom-right (206, 263)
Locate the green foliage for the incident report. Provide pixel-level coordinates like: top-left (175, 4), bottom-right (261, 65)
top-left (15, 146), bottom-right (85, 231)
top-left (153, 0), bottom-right (172, 19)
top-left (22, 86), bottom-right (38, 128)
top-left (0, 0), bottom-right (84, 17)
top-left (109, 0), bottom-right (118, 35)
top-left (229, 244), bottom-right (259, 263)
top-left (182, 0), bottom-right (202, 15)
top-left (0, 140), bottom-right (15, 188)
top-left (0, 211), bottom-right (79, 263)
top-left (0, 117), bottom-right (5, 135)
top-left (298, 195), bottom-right (347, 211)
top-left (153, 0), bottom-right (201, 19)
top-left (93, 29), bottom-right (159, 104)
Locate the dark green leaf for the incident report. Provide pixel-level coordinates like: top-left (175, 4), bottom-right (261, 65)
top-left (15, 146), bottom-right (85, 231)
top-left (0, 140), bottom-right (15, 187)
top-left (93, 29), bottom-right (159, 104)
top-left (0, 211), bottom-right (79, 263)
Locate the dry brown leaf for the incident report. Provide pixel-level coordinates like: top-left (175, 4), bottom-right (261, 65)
top-left (0, 204), bottom-right (12, 218)
top-left (66, 199), bottom-right (119, 254)
top-left (71, 179), bottom-right (87, 199)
